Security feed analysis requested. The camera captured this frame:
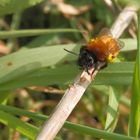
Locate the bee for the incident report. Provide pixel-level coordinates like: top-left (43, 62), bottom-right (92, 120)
top-left (65, 28), bottom-right (123, 74)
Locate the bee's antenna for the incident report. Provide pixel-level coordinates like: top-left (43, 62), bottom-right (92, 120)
top-left (64, 48), bottom-right (78, 56)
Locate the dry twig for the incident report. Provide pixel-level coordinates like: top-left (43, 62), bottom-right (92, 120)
top-left (36, 5), bottom-right (138, 140)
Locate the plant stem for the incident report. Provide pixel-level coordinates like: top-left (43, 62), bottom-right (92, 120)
top-left (36, 5), bottom-right (138, 140)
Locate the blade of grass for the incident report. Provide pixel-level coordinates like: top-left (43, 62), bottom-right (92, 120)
top-left (128, 10), bottom-right (140, 137)
top-left (104, 86), bottom-right (120, 132)
top-left (0, 110), bottom-right (61, 140)
top-left (0, 44), bottom-right (77, 84)
top-left (0, 62), bottom-right (134, 91)
top-left (0, 105), bottom-right (137, 140)
top-left (120, 39), bottom-right (137, 52)
top-left (0, 110), bottom-right (38, 140)
top-left (120, 95), bottom-right (130, 107)
top-left (0, 29), bottom-right (83, 39)
top-left (0, 0), bottom-right (43, 16)
top-left (66, 123), bottom-right (137, 140)
top-left (7, 12), bottom-right (22, 51)
top-left (0, 92), bottom-right (11, 104)
top-left (0, 41), bottom-right (135, 90)
top-left (93, 85), bottom-right (130, 107)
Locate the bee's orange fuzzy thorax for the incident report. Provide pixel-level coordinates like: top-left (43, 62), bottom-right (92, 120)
top-left (87, 35), bottom-right (120, 62)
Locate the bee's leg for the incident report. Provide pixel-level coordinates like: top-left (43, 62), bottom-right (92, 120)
top-left (100, 61), bottom-right (108, 70)
top-left (88, 63), bottom-right (97, 76)
top-left (88, 61), bottom-right (108, 77)
top-left (86, 67), bottom-right (90, 75)
top-left (82, 65), bottom-right (90, 75)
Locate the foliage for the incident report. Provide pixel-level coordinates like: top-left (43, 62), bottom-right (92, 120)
top-left (0, 0), bottom-right (44, 16)
top-left (0, 0), bottom-right (139, 140)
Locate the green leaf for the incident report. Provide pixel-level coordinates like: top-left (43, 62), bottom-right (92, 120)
top-left (0, 40), bottom-right (135, 91)
top-left (0, 0), bottom-right (44, 16)
top-left (129, 10), bottom-right (140, 137)
top-left (0, 44), bottom-right (77, 85)
top-left (66, 123), bottom-right (137, 140)
top-left (0, 110), bottom-right (39, 139)
top-left (105, 86), bottom-right (120, 132)
top-left (0, 29), bottom-right (82, 39)
top-left (94, 62), bottom-right (134, 85)
top-left (0, 105), bottom-right (137, 140)
top-left (0, 62), bottom-right (134, 91)
top-left (129, 60), bottom-right (140, 137)
top-left (0, 92), bottom-right (10, 104)
top-left (24, 34), bottom-right (60, 48)
top-left (93, 85), bottom-right (130, 107)
top-left (121, 39), bottom-right (137, 52)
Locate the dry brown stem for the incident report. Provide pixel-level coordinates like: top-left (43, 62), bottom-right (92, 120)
top-left (36, 5), bottom-right (138, 140)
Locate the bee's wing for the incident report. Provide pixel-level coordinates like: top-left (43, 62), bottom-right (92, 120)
top-left (97, 28), bottom-right (112, 37)
top-left (98, 28), bottom-right (124, 50)
top-left (116, 39), bottom-right (124, 50)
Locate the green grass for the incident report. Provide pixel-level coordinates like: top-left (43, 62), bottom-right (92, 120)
top-left (0, 110), bottom-right (38, 140)
top-left (0, 1), bottom-right (140, 140)
top-left (128, 10), bottom-right (140, 137)
top-left (0, 105), bottom-right (138, 140)
top-left (0, 29), bottom-right (83, 39)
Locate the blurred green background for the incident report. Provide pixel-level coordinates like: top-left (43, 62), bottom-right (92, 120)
top-left (0, 0), bottom-right (139, 140)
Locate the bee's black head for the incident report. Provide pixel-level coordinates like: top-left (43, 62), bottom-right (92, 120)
top-left (78, 47), bottom-right (98, 70)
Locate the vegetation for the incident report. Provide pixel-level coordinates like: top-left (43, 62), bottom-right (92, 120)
top-left (0, 0), bottom-right (139, 140)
